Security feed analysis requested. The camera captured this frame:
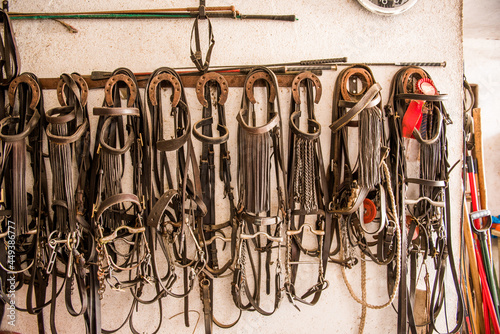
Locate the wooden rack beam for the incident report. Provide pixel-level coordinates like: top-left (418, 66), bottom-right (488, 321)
top-left (38, 73), bottom-right (304, 90)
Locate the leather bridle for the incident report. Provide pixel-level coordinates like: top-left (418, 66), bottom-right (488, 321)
top-left (44, 72), bottom-right (93, 333)
top-left (328, 65), bottom-right (401, 333)
top-left (0, 73), bottom-right (51, 334)
top-left (90, 68), bottom-right (154, 334)
top-left (193, 72), bottom-right (241, 333)
top-left (232, 67), bottom-right (287, 316)
top-left (146, 67), bottom-right (208, 329)
top-left (385, 66), bottom-right (463, 334)
top-left (285, 71), bottom-right (332, 308)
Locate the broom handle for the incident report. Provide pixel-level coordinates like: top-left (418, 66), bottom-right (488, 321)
top-left (473, 108), bottom-right (488, 211)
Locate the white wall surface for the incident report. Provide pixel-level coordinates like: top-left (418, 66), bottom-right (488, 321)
top-left (463, 0), bottom-right (500, 212)
top-left (1, 1), bottom-right (463, 333)
top-left (463, 39), bottom-right (500, 212)
top-left (463, 0), bottom-right (500, 40)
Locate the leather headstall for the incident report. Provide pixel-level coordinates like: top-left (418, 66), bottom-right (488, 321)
top-left (327, 65), bottom-right (401, 333)
top-left (232, 67), bottom-right (287, 316)
top-left (385, 66), bottom-right (463, 334)
top-left (284, 71), bottom-right (332, 308)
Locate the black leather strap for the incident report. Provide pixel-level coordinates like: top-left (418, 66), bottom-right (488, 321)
top-left (0, 10), bottom-right (19, 86)
top-left (190, 16), bottom-right (215, 73)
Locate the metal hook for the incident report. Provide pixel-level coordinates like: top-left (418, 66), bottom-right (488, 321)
top-left (198, 0), bottom-right (206, 19)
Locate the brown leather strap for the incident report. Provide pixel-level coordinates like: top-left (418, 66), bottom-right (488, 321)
top-left (329, 83), bottom-right (382, 133)
top-left (289, 111), bottom-right (321, 140)
top-left (236, 110), bottom-right (279, 134)
top-left (45, 105), bottom-right (75, 124)
top-left (240, 212), bottom-right (282, 226)
top-left (57, 73), bottom-right (88, 108)
top-left (93, 193), bottom-right (142, 223)
top-left (192, 117), bottom-right (229, 145)
top-left (406, 178), bottom-right (446, 187)
top-left (396, 93), bottom-right (448, 102)
top-left (0, 10), bottom-right (20, 86)
top-left (93, 106), bottom-right (140, 117)
top-left (0, 110), bottom-right (40, 142)
top-left (98, 117), bottom-right (135, 155)
top-left (156, 108), bottom-right (191, 152)
top-left (46, 119), bottom-right (88, 144)
top-left (147, 189), bottom-right (178, 228)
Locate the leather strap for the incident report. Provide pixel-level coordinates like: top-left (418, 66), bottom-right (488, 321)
top-left (192, 117), bottom-right (229, 145)
top-left (94, 193), bottom-right (142, 222)
top-left (0, 10), bottom-right (19, 86)
top-left (190, 16), bottom-right (215, 73)
top-left (236, 110), bottom-right (279, 134)
top-left (329, 83), bottom-right (382, 133)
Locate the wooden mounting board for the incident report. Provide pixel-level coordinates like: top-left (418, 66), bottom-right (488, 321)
top-left (38, 73), bottom-right (299, 90)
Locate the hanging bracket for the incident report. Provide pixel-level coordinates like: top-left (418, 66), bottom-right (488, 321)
top-left (199, 0), bottom-right (206, 19)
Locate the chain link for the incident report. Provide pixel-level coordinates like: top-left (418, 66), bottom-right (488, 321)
top-left (293, 137), bottom-right (317, 212)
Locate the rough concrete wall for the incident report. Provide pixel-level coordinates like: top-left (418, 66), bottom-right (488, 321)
top-left (2, 1), bottom-right (463, 333)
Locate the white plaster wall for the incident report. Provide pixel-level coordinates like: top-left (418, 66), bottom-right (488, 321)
top-left (2, 1), bottom-right (464, 333)
top-left (464, 39), bottom-right (500, 213)
top-left (463, 0), bottom-right (500, 212)
top-left (463, 0), bottom-right (500, 40)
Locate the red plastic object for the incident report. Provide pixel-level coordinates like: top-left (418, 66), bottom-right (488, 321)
top-left (402, 78), bottom-right (437, 139)
top-left (402, 100), bottom-right (424, 138)
top-left (363, 198), bottom-right (377, 224)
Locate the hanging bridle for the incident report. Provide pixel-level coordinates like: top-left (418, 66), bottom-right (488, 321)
top-left (232, 67), bottom-right (287, 316)
top-left (385, 65), bottom-right (463, 334)
top-left (44, 72), bottom-right (93, 333)
top-left (284, 71), bottom-right (332, 308)
top-left (145, 67), bottom-right (208, 329)
top-left (190, 2), bottom-right (215, 73)
top-left (90, 68), bottom-right (154, 334)
top-left (327, 65), bottom-right (401, 334)
top-left (0, 73), bottom-right (50, 334)
top-left (192, 72), bottom-right (242, 333)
